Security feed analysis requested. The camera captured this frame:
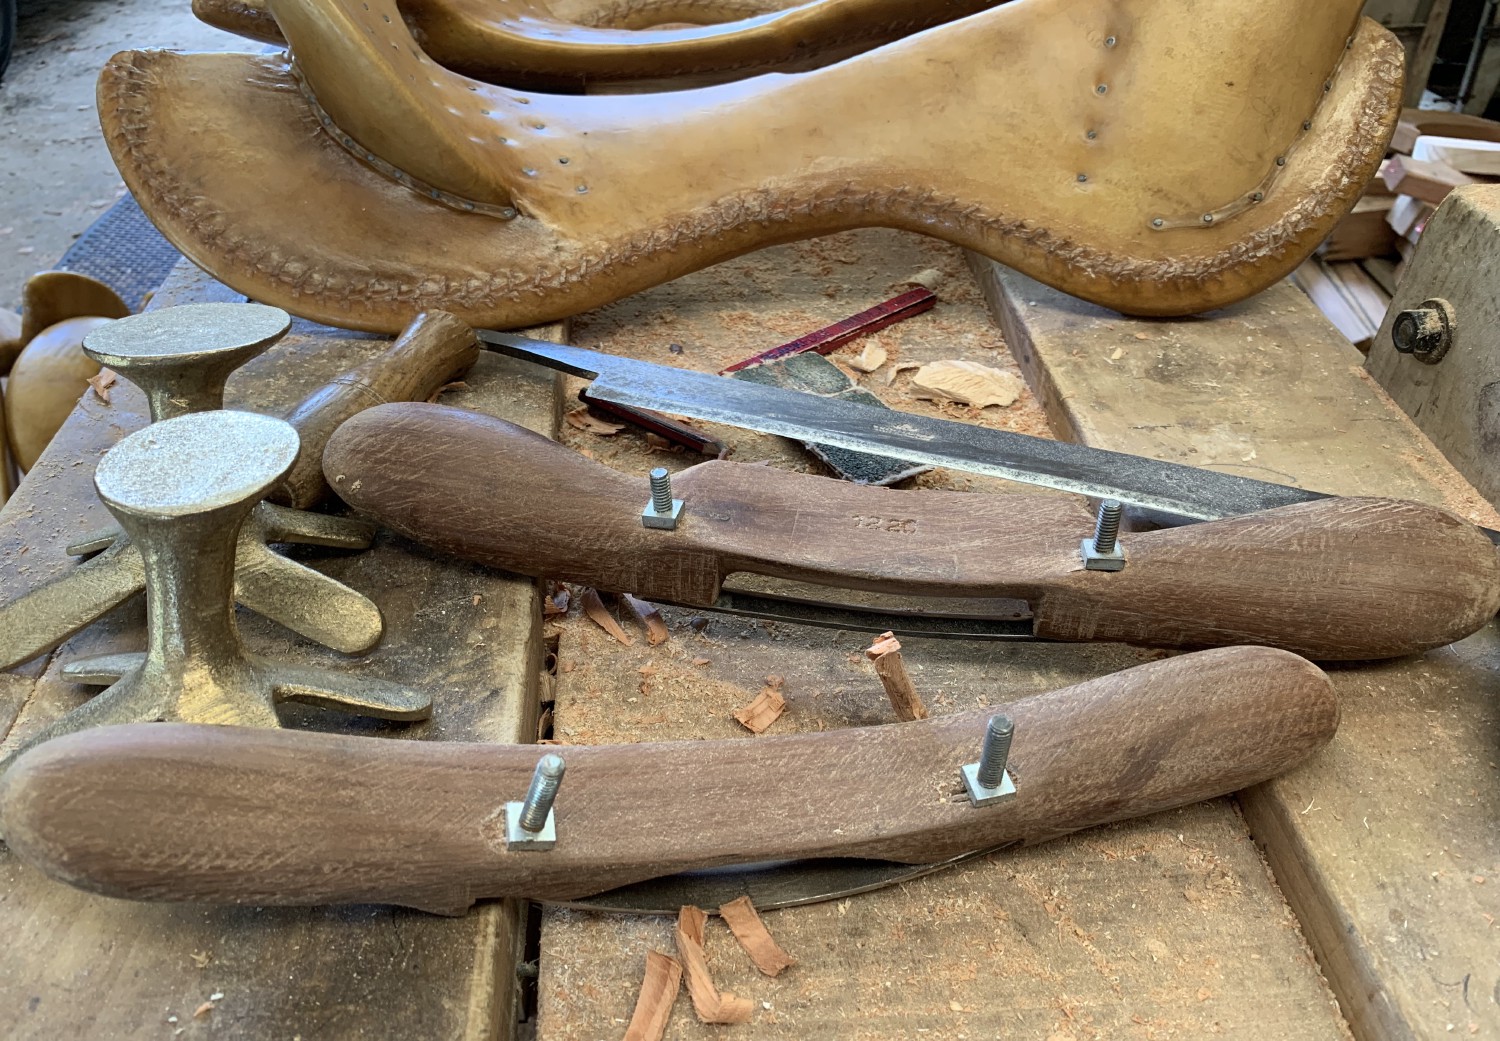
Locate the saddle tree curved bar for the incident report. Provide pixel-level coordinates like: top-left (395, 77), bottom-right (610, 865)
top-left (193, 0), bottom-right (1001, 87)
top-left (99, 0), bottom-right (1402, 333)
top-left (0, 646), bottom-right (1339, 912)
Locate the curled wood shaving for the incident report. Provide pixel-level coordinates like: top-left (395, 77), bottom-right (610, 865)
top-left (564, 408), bottom-right (625, 435)
top-left (86, 368), bottom-right (117, 404)
top-left (845, 343), bottom-right (887, 373)
top-left (718, 897), bottom-right (797, 977)
top-left (675, 906), bottom-right (753, 1025)
top-left (864, 631), bottom-right (927, 722)
top-left (542, 586), bottom-right (570, 617)
top-left (580, 588), bottom-right (633, 646)
top-left (622, 593), bottom-right (670, 646)
top-left (733, 684), bottom-right (786, 734)
top-left (623, 950), bottom-right (682, 1041)
top-left (426, 380), bottom-right (468, 403)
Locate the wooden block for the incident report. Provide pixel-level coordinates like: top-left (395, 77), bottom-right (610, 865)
top-left (1291, 257), bottom-right (1390, 350)
top-left (1368, 183), bottom-right (1500, 510)
top-left (0, 260), bottom-right (563, 1040)
top-left (970, 255), bottom-right (1500, 1041)
top-left (1380, 154), bottom-right (1478, 204)
top-left (536, 231), bottom-right (1350, 1041)
top-left (1320, 195), bottom-right (1397, 260)
top-left (1413, 133), bottom-right (1500, 176)
top-left (1387, 193), bottom-right (1437, 238)
top-left (1390, 106), bottom-right (1500, 153)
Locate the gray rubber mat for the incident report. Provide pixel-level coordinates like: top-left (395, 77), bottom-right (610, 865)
top-left (54, 193), bottom-right (183, 312)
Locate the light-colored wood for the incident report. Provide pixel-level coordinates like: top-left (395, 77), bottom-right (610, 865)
top-left (971, 254), bottom-right (1500, 1041)
top-left (0, 260), bottom-right (562, 1040)
top-left (1292, 256), bottom-right (1391, 348)
top-left (1380, 154), bottom-right (1478, 204)
top-left (1414, 133), bottom-right (1500, 175)
top-left (1391, 105), bottom-right (1500, 153)
top-left (537, 229), bottom-right (1353, 1041)
top-left (1367, 183), bottom-right (1500, 510)
top-left (1401, 0), bottom-right (1451, 107)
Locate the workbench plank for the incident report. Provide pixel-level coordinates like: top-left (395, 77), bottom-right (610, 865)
top-left (970, 257), bottom-right (1500, 1040)
top-left (535, 230), bottom-right (1350, 1041)
top-left (0, 261), bottom-right (562, 1041)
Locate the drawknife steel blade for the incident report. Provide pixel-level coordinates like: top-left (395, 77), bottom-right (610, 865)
top-left (483, 332), bottom-right (1500, 539)
top-left (551, 847), bottom-right (1006, 914)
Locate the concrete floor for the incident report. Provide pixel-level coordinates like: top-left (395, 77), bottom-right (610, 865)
top-left (0, 0), bottom-right (242, 310)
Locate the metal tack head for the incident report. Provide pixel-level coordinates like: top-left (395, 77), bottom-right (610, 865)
top-left (961, 714), bottom-right (1017, 807)
top-left (1080, 498), bottom-right (1126, 571)
top-left (506, 753), bottom-right (566, 850)
top-left (641, 467), bottom-right (684, 530)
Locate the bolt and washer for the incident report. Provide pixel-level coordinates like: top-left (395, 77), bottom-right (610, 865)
top-left (1391, 298), bottom-right (1455, 364)
top-left (641, 467), bottom-right (684, 529)
top-left (506, 753), bottom-right (566, 850)
top-left (961, 714), bottom-right (1017, 807)
top-left (1080, 499), bottom-right (1126, 571)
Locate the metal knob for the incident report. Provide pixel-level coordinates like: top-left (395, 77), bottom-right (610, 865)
top-left (82, 302), bottom-right (291, 420)
top-left (1391, 298), bottom-right (1455, 364)
top-left (0, 411), bottom-right (431, 775)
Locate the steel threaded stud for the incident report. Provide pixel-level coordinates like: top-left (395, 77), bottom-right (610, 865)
top-left (975, 715), bottom-right (1015, 790)
top-left (1092, 499), bottom-right (1121, 554)
top-left (519, 754), bottom-right (565, 833)
top-left (649, 468), bottom-right (674, 515)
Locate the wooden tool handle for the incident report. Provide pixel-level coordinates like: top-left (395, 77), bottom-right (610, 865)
top-left (0, 646), bottom-right (1338, 912)
top-left (323, 403), bottom-right (1500, 660)
top-left (272, 312), bottom-right (478, 508)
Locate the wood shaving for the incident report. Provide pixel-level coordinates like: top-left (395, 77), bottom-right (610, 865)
top-left (733, 684), bottom-right (786, 734)
top-left (865, 631), bottom-right (928, 721)
top-left (718, 897), bottom-right (797, 977)
top-left (623, 951), bottom-right (682, 1041)
top-left (845, 343), bottom-right (887, 373)
top-left (911, 359), bottom-right (1022, 408)
top-left (675, 906), bottom-right (753, 1024)
top-left (193, 1001), bottom-right (214, 1019)
top-left (622, 593), bottom-right (670, 646)
top-left (426, 380), bottom-right (468, 403)
top-left (86, 367), bottom-right (117, 404)
top-left (579, 588), bottom-right (633, 646)
top-left (542, 586), bottom-right (570, 617)
top-left (565, 408), bottom-right (625, 435)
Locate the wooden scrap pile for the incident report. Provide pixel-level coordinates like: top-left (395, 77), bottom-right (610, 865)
top-left (1297, 108), bottom-right (1500, 349)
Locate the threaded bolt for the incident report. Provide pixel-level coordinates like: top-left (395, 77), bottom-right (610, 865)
top-left (649, 468), bottom-right (674, 515)
top-left (1091, 499), bottom-right (1122, 554)
top-left (519, 753), bottom-right (565, 833)
top-left (975, 715), bottom-right (1014, 790)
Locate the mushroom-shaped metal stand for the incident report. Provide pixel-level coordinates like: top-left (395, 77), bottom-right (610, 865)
top-left (0, 411), bottom-right (430, 774)
top-left (0, 304), bottom-right (383, 670)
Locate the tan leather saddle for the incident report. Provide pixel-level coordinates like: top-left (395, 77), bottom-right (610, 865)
top-left (101, 0), bottom-right (1401, 334)
top-left (192, 0), bottom-right (1001, 87)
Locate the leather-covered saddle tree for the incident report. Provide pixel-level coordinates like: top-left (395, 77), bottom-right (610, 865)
top-left (192, 0), bottom-right (1003, 87)
top-left (100, 0), bottom-right (1401, 333)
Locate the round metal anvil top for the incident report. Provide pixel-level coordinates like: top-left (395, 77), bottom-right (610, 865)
top-left (94, 411), bottom-right (301, 517)
top-left (83, 302), bottom-right (290, 367)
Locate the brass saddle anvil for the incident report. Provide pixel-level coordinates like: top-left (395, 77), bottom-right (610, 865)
top-left (100, 0), bottom-right (1401, 333)
top-left (193, 0), bottom-right (1004, 88)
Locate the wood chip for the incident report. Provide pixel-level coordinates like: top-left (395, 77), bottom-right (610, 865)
top-left (564, 408), bottom-right (625, 435)
top-left (193, 1001), bottom-right (214, 1019)
top-left (426, 379), bottom-right (468, 402)
top-left (622, 593), bottom-right (670, 646)
top-left (718, 897), bottom-right (797, 977)
top-left (580, 588), bottom-right (633, 646)
top-left (864, 631), bottom-right (927, 721)
top-left (541, 586), bottom-right (570, 617)
top-left (910, 359), bottom-right (1022, 408)
top-left (86, 368), bottom-right (117, 404)
top-left (845, 343), bottom-right (887, 373)
top-left (623, 951), bottom-right (682, 1041)
top-left (675, 906), bottom-right (753, 1025)
top-left (733, 684), bottom-right (786, 733)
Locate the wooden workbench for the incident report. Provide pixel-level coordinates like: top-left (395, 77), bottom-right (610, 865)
top-left (0, 228), bottom-right (1494, 1040)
